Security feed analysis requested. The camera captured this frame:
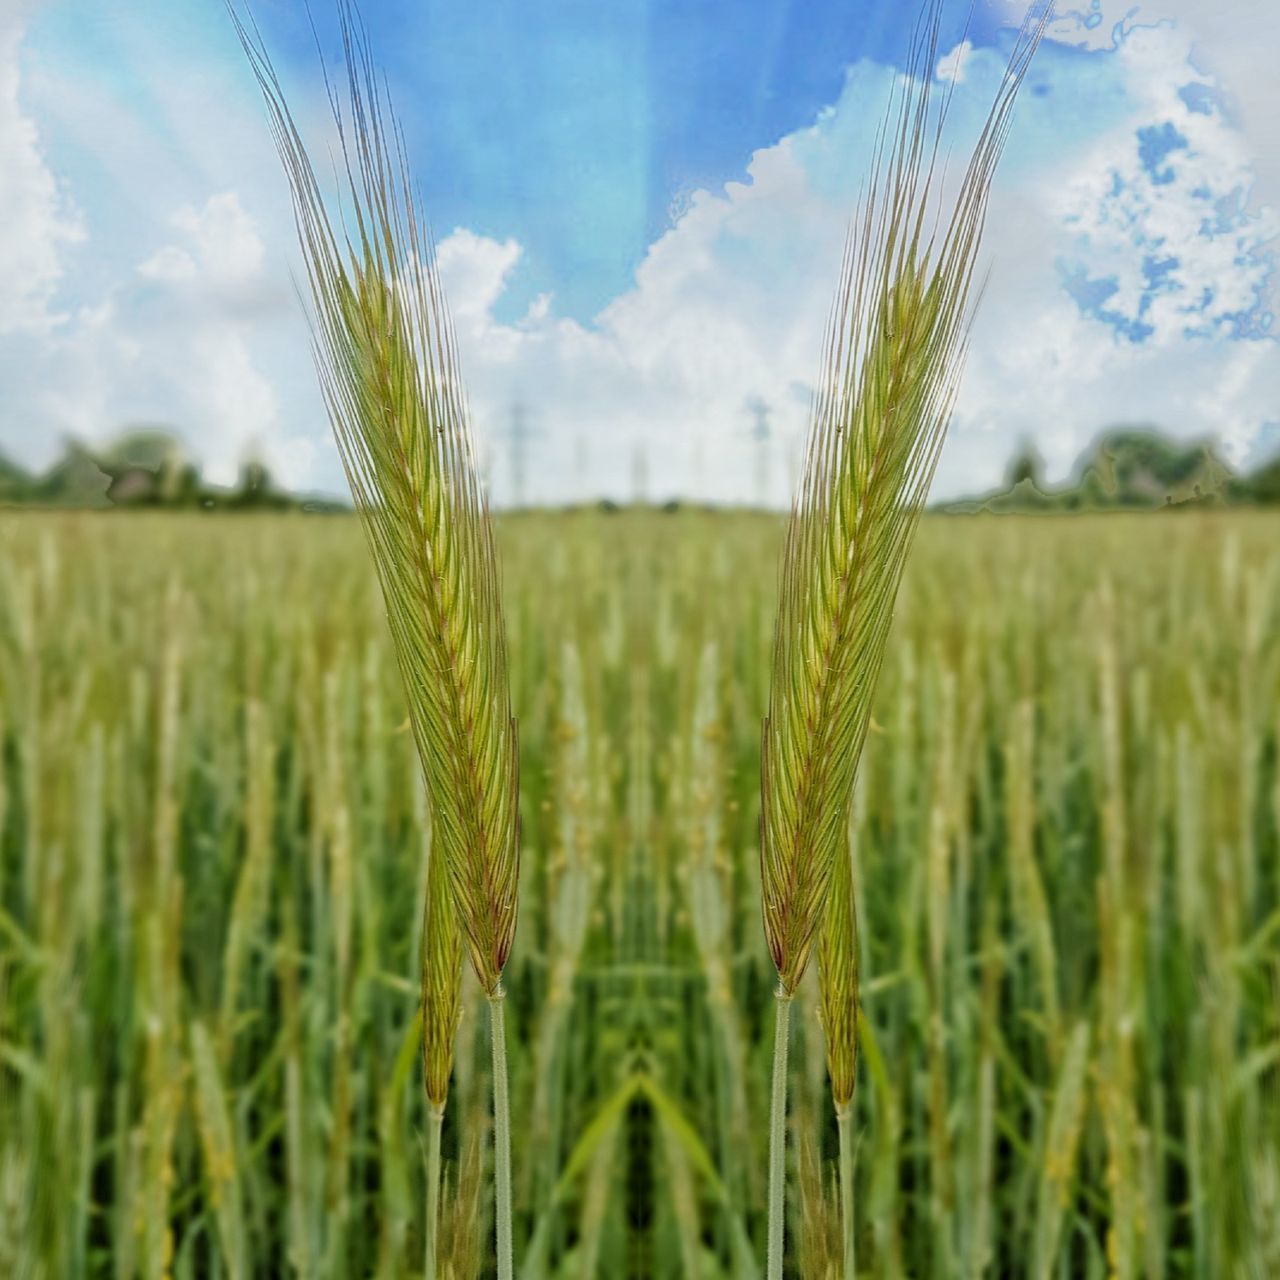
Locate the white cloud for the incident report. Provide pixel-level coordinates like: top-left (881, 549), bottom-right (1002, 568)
top-left (118, 190), bottom-right (314, 485)
top-left (137, 245), bottom-right (198, 285)
top-left (1155, 0), bottom-right (1280, 220)
top-left (945, 22), bottom-right (1277, 483)
top-left (139, 192), bottom-right (266, 293)
top-left (434, 125), bottom-right (845, 505)
top-left (27, 189), bottom-right (304, 486)
top-left (0, 2), bottom-right (83, 336)
top-left (1195, 341), bottom-right (1271, 463)
top-left (937, 40), bottom-right (974, 84)
top-left (436, 229), bottom-right (523, 321)
top-left (192, 325), bottom-right (281, 486)
top-left (0, 8), bottom-right (327, 486)
top-left (1009, 1), bottom-right (1280, 209)
top-left (1052, 26), bottom-right (1275, 341)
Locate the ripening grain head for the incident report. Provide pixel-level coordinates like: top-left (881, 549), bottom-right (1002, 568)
top-left (760, 4), bottom-right (1042, 995)
top-left (231, 1), bottom-right (519, 1000)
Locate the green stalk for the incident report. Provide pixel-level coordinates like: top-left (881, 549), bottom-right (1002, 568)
top-left (766, 990), bottom-right (792, 1280)
top-left (425, 1101), bottom-right (444, 1280)
top-left (489, 989), bottom-right (514, 1280)
top-left (837, 1105), bottom-right (856, 1280)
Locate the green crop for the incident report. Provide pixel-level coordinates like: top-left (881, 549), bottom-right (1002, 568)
top-left (1, 510), bottom-right (1276, 1277)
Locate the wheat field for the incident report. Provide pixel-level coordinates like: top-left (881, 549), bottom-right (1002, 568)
top-left (1, 509), bottom-right (1277, 1278)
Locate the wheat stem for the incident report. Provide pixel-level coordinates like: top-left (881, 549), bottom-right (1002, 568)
top-left (766, 989), bottom-right (792, 1280)
top-left (838, 1104), bottom-right (856, 1280)
top-left (489, 988), bottom-right (514, 1280)
top-left (425, 1101), bottom-right (444, 1280)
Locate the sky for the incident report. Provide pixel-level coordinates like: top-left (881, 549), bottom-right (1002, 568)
top-left (1, 0), bottom-right (1277, 506)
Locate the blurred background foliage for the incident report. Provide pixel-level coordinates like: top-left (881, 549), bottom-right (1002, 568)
top-left (4, 424), bottom-right (1280, 514)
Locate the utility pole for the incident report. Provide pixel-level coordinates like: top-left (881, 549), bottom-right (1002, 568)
top-left (574, 433), bottom-right (589, 501)
top-left (746, 397), bottom-right (771, 508)
top-left (631, 439), bottom-right (649, 506)
top-left (691, 433), bottom-right (706, 497)
top-left (500, 402), bottom-right (539, 509)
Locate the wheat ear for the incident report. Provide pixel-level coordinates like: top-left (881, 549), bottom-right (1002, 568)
top-left (229, 5), bottom-right (520, 1275)
top-left (761, 6), bottom-right (1043, 1276)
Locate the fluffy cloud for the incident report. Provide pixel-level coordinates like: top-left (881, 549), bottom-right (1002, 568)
top-left (436, 230), bottom-right (523, 323)
top-left (1016, 0), bottom-right (1279, 209)
top-left (14, 189), bottom-right (303, 485)
top-left (436, 122), bottom-right (848, 505)
top-left (937, 40), bottom-right (974, 84)
top-left (0, 5), bottom-right (325, 487)
top-left (949, 20), bottom-right (1277, 485)
top-left (0, 2), bottom-right (82, 337)
top-left (139, 193), bottom-right (266, 292)
top-left (436, 20), bottom-right (1277, 503)
top-left (1156, 1), bottom-right (1280, 221)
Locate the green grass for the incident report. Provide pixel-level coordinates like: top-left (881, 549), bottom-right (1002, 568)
top-left (1, 509), bottom-right (1278, 1277)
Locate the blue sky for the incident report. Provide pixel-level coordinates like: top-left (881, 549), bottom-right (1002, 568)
top-left (2, 0), bottom-right (1277, 504)
top-left (243, 0), bottom-right (1018, 319)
